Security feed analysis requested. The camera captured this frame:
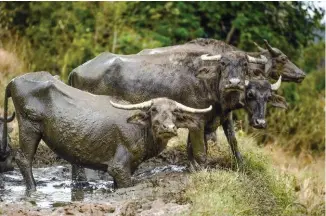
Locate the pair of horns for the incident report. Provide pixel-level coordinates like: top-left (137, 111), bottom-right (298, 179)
top-left (201, 54), bottom-right (267, 64)
top-left (244, 75), bottom-right (282, 91)
top-left (254, 40), bottom-right (281, 56)
top-left (110, 99), bottom-right (212, 114)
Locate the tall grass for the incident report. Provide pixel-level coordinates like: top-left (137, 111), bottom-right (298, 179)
top-left (183, 129), bottom-right (323, 216)
top-left (265, 144), bottom-right (325, 215)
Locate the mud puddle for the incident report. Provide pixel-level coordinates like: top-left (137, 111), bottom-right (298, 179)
top-left (0, 162), bottom-right (189, 215)
top-left (0, 131), bottom-right (191, 215)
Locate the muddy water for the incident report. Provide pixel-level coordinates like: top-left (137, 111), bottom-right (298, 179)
top-left (0, 164), bottom-right (186, 209)
top-left (0, 132), bottom-right (191, 215)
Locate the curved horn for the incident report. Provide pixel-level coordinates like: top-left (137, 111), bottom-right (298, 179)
top-left (253, 42), bottom-right (265, 52)
top-left (110, 100), bottom-right (153, 110)
top-left (0, 112), bottom-right (15, 122)
top-left (270, 75), bottom-right (282, 91)
top-left (201, 54), bottom-right (222, 61)
top-left (175, 102), bottom-right (212, 113)
top-left (247, 55), bottom-right (268, 64)
top-left (263, 39), bottom-right (280, 56)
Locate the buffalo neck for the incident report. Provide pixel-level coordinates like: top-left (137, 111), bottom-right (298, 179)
top-left (219, 90), bottom-right (244, 113)
top-left (142, 127), bottom-right (168, 160)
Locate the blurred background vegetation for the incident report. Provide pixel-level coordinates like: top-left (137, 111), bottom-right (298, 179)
top-left (0, 2), bottom-right (324, 213)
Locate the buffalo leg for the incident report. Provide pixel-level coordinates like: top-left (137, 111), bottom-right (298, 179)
top-left (71, 164), bottom-right (87, 185)
top-left (187, 123), bottom-right (207, 170)
top-left (204, 117), bottom-right (220, 143)
top-left (107, 145), bottom-right (132, 188)
top-left (221, 112), bottom-right (243, 167)
top-left (16, 126), bottom-right (41, 191)
top-left (0, 174), bottom-right (4, 189)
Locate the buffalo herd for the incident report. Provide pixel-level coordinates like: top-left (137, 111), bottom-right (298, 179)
top-left (0, 38), bottom-right (305, 191)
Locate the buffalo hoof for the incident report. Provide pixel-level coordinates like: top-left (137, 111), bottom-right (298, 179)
top-left (113, 179), bottom-right (132, 189)
top-left (71, 181), bottom-right (90, 189)
top-left (188, 160), bottom-right (205, 172)
top-left (25, 187), bottom-right (37, 197)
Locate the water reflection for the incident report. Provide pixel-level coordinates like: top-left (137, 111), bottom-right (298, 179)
top-left (0, 164), bottom-right (186, 208)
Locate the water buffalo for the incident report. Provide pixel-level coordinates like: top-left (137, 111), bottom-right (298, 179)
top-left (136, 38), bottom-right (302, 159)
top-left (0, 72), bottom-right (212, 191)
top-left (139, 38), bottom-right (306, 83)
top-left (68, 51), bottom-right (269, 168)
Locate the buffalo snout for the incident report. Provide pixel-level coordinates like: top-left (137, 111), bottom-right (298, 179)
top-left (251, 118), bottom-right (266, 129)
top-left (158, 123), bottom-right (178, 138)
top-left (225, 78), bottom-right (245, 91)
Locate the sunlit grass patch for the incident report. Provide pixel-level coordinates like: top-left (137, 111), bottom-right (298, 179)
top-left (184, 129), bottom-right (304, 216)
top-left (265, 145), bottom-right (325, 216)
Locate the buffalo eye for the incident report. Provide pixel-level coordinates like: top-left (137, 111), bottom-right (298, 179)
top-left (247, 90), bottom-right (254, 99)
top-left (280, 56), bottom-right (287, 62)
top-left (151, 107), bottom-right (158, 113)
top-left (173, 108), bottom-right (180, 113)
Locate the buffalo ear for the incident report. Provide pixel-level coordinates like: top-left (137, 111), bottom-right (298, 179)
top-left (175, 112), bottom-right (201, 129)
top-left (127, 111), bottom-right (150, 126)
top-left (269, 93), bottom-right (288, 109)
top-left (195, 67), bottom-right (217, 80)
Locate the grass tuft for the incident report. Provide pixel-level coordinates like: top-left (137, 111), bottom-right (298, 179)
top-left (183, 129), bottom-right (304, 216)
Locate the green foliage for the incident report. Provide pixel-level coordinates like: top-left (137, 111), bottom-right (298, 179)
top-left (264, 70), bottom-right (325, 155)
top-left (298, 42), bottom-right (325, 74)
top-left (0, 2), bottom-right (324, 80)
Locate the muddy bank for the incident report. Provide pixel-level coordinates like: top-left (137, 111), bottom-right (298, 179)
top-left (0, 132), bottom-right (191, 215)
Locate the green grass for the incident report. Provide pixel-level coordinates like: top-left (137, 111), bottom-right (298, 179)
top-left (183, 130), bottom-right (306, 216)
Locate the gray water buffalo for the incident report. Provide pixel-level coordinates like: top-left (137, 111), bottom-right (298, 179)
top-left (139, 38), bottom-right (306, 83)
top-left (68, 51), bottom-right (269, 168)
top-left (0, 72), bottom-right (212, 191)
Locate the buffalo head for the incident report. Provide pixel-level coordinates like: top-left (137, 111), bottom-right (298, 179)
top-left (110, 98), bottom-right (212, 140)
top-left (254, 40), bottom-right (306, 83)
top-left (198, 52), bottom-right (267, 93)
top-left (244, 76), bottom-right (287, 129)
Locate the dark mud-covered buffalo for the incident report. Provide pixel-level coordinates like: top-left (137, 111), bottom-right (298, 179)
top-left (139, 38), bottom-right (306, 83)
top-left (68, 51), bottom-right (269, 168)
top-left (1, 72), bottom-right (212, 191)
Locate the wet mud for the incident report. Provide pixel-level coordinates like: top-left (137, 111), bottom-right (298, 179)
top-left (0, 134), bottom-right (191, 216)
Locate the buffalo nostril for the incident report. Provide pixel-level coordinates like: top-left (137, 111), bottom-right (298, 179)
top-left (163, 124), bottom-right (177, 132)
top-left (229, 78), bottom-right (240, 85)
top-left (256, 119), bottom-right (266, 125)
top-left (253, 119), bottom-right (266, 128)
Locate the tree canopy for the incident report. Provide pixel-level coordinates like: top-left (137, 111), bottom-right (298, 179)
top-left (0, 2), bottom-right (324, 78)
